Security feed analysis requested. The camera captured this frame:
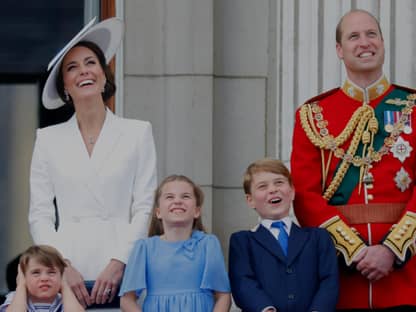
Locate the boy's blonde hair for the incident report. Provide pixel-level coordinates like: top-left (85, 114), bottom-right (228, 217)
top-left (243, 158), bottom-right (292, 194)
top-left (19, 245), bottom-right (67, 275)
top-left (148, 175), bottom-right (206, 236)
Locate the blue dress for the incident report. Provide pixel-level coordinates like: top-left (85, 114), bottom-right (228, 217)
top-left (119, 231), bottom-right (230, 312)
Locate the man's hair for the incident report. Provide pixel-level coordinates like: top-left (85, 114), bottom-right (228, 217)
top-left (19, 245), bottom-right (67, 275)
top-left (336, 9), bottom-right (383, 44)
top-left (243, 158), bottom-right (292, 195)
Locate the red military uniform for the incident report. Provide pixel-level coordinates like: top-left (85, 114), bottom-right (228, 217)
top-left (291, 75), bottom-right (416, 309)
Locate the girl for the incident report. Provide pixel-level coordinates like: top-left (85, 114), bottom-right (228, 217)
top-left (119, 175), bottom-right (231, 312)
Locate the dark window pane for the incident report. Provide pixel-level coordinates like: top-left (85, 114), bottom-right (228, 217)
top-left (0, 0), bottom-right (84, 75)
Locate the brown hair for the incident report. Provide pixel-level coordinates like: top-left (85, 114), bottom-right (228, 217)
top-left (243, 158), bottom-right (292, 195)
top-left (335, 9), bottom-right (383, 44)
top-left (148, 175), bottom-right (206, 236)
top-left (19, 245), bottom-right (67, 275)
top-left (55, 40), bottom-right (116, 106)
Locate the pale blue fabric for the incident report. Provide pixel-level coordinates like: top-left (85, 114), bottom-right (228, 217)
top-left (119, 231), bottom-right (230, 312)
top-left (271, 221), bottom-right (289, 255)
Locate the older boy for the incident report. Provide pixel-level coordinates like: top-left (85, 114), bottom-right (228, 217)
top-left (229, 158), bottom-right (339, 312)
top-left (0, 245), bottom-right (84, 312)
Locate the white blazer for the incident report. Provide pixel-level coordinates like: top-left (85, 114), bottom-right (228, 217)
top-left (29, 109), bottom-right (157, 280)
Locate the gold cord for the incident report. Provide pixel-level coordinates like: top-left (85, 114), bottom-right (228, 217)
top-left (299, 95), bottom-right (416, 200)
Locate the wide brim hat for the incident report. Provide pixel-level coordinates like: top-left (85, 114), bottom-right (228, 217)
top-left (42, 17), bottom-right (124, 109)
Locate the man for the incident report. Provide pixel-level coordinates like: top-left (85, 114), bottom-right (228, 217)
top-left (291, 9), bottom-right (416, 311)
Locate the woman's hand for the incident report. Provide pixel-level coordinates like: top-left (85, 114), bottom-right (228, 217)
top-left (91, 259), bottom-right (125, 304)
top-left (63, 261), bottom-right (91, 308)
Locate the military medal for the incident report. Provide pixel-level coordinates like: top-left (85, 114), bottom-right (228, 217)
top-left (384, 110), bottom-right (412, 134)
top-left (363, 171), bottom-right (374, 184)
top-left (404, 116), bottom-right (412, 134)
top-left (394, 167), bottom-right (412, 192)
top-left (390, 136), bottom-right (413, 162)
top-left (385, 123), bottom-right (394, 133)
top-left (384, 111), bottom-right (394, 133)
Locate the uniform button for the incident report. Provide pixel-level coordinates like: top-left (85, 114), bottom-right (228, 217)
top-left (288, 294), bottom-right (295, 300)
top-left (286, 267), bottom-right (293, 274)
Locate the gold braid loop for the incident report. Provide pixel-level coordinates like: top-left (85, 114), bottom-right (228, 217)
top-left (323, 109), bottom-right (374, 200)
top-left (298, 93), bottom-right (416, 201)
top-left (300, 103), bottom-right (372, 149)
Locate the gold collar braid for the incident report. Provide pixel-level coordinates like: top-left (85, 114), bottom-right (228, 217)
top-left (342, 75), bottom-right (390, 102)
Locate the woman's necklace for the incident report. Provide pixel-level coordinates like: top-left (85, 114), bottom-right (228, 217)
top-left (88, 136), bottom-right (95, 145)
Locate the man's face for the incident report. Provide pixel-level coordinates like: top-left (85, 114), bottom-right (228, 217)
top-left (336, 11), bottom-right (384, 81)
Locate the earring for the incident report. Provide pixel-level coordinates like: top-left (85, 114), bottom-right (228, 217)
top-left (64, 90), bottom-right (70, 102)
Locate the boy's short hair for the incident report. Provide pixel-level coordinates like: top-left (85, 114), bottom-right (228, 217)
top-left (19, 245), bottom-right (67, 275)
top-left (243, 158), bottom-right (292, 194)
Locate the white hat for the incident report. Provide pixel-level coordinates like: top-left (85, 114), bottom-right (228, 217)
top-left (42, 17), bottom-right (124, 109)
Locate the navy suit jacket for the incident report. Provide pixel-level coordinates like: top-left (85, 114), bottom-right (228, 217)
top-left (229, 223), bottom-right (338, 312)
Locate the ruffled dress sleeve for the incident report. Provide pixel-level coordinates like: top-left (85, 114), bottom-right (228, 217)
top-left (119, 239), bottom-right (148, 297)
top-left (200, 234), bottom-right (231, 292)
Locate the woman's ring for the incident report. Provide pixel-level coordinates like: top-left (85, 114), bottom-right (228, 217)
top-left (104, 288), bottom-right (111, 295)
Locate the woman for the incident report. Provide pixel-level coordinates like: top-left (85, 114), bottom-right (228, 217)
top-left (28, 18), bottom-right (157, 308)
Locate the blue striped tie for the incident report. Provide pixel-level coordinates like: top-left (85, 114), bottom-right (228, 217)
top-left (271, 221), bottom-right (288, 256)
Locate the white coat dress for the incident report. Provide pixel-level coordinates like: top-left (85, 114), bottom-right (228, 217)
top-left (29, 109), bottom-right (157, 280)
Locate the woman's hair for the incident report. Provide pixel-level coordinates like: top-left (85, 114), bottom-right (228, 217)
top-left (148, 175), bottom-right (206, 236)
top-left (55, 40), bottom-right (116, 106)
top-left (19, 245), bottom-right (67, 275)
top-left (243, 158), bottom-right (293, 195)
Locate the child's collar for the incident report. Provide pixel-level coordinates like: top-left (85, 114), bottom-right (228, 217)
top-left (27, 294), bottom-right (62, 312)
top-left (251, 216), bottom-right (292, 232)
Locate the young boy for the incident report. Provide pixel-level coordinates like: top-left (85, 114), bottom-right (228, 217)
top-left (229, 159), bottom-right (339, 312)
top-left (0, 245), bottom-right (84, 312)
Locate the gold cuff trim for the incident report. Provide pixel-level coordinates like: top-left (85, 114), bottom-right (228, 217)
top-left (383, 211), bottom-right (416, 261)
top-left (321, 216), bottom-right (366, 265)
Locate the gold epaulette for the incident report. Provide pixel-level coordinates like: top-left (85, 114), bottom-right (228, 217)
top-left (383, 211), bottom-right (416, 261)
top-left (321, 216), bottom-right (366, 266)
